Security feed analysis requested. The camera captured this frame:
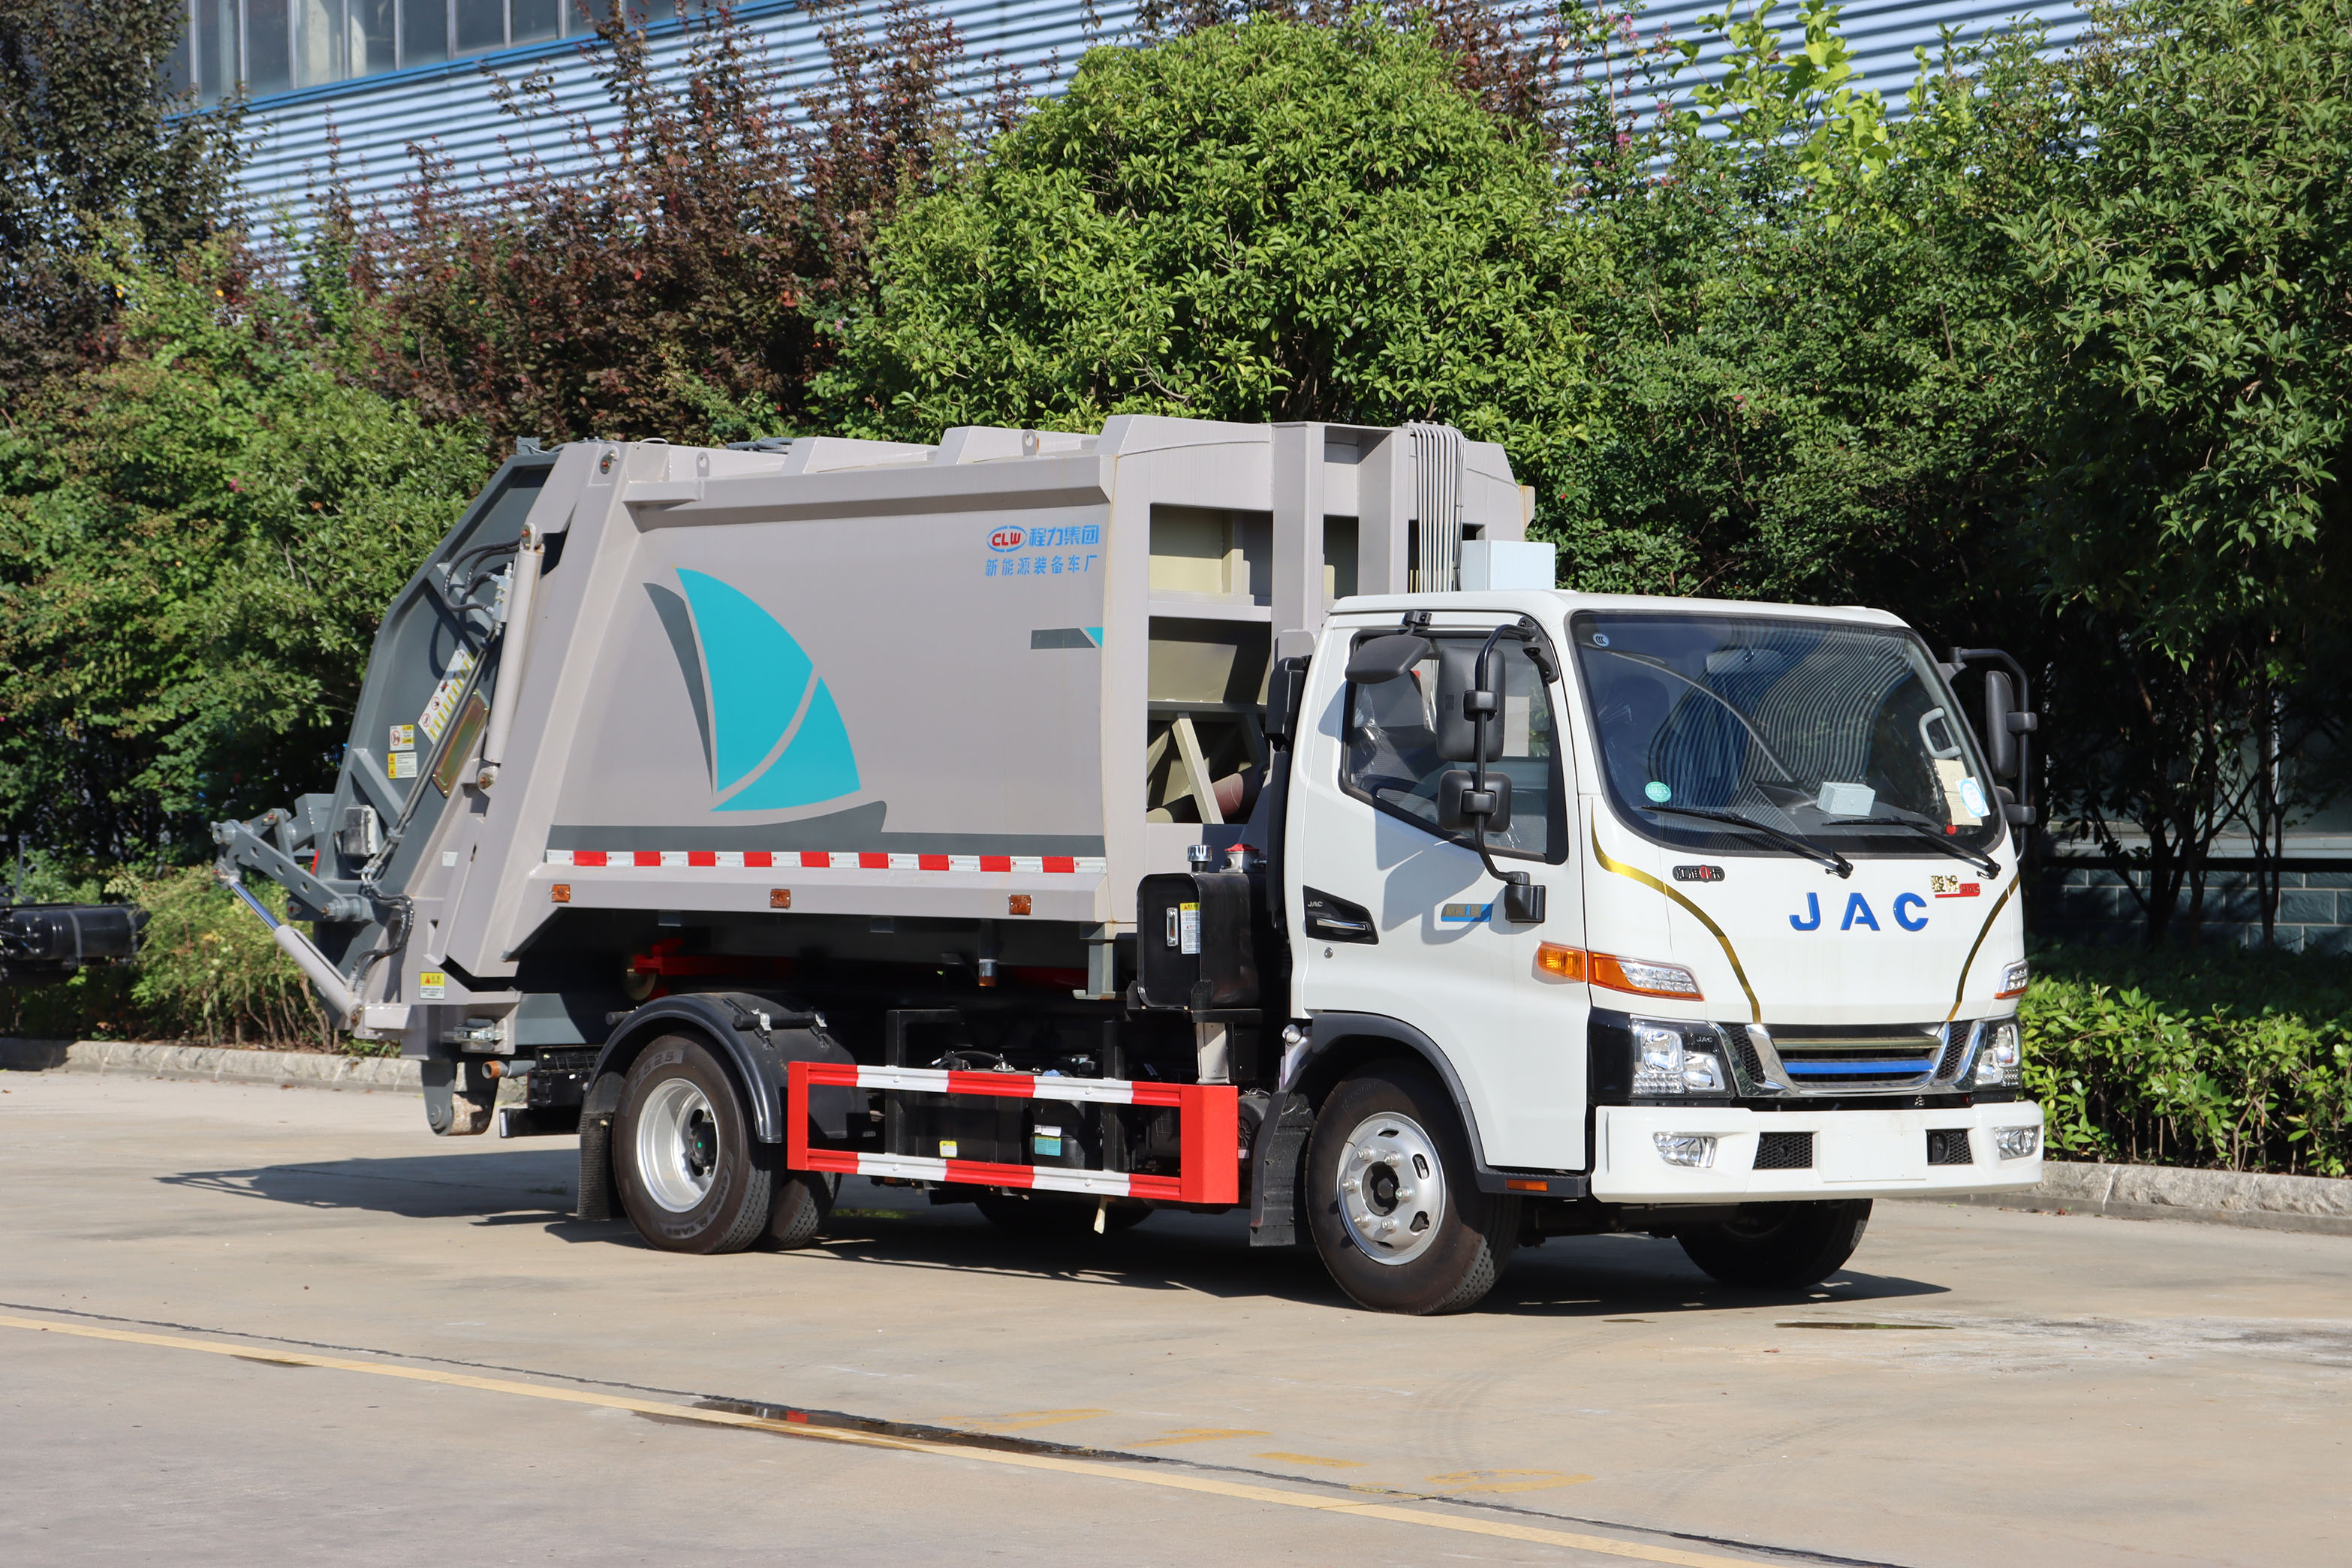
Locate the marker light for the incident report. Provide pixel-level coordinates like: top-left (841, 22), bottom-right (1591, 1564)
top-left (1995, 959), bottom-right (2031, 1000)
top-left (1974, 1020), bottom-right (2022, 1088)
top-left (1995, 1126), bottom-right (2040, 1160)
top-left (1536, 943), bottom-right (1588, 980)
top-left (1653, 1133), bottom-right (1718, 1169)
top-left (1592, 953), bottom-right (1703, 999)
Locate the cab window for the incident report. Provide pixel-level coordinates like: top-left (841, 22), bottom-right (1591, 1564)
top-left (1340, 638), bottom-right (1564, 860)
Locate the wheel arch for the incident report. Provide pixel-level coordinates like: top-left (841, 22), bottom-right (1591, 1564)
top-left (1287, 1011), bottom-right (1495, 1175)
top-left (576, 993), bottom-right (856, 1224)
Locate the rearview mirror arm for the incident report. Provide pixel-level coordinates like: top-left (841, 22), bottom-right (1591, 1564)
top-left (1469, 626), bottom-right (1544, 923)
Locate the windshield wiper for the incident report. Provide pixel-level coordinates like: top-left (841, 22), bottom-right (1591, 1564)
top-left (1646, 805), bottom-right (1853, 878)
top-left (1587, 646), bottom-right (1801, 783)
top-left (1826, 815), bottom-right (2001, 877)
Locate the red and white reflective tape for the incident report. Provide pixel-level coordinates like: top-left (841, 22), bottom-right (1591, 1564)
top-left (785, 1061), bottom-right (1238, 1206)
top-left (545, 849), bottom-right (1105, 874)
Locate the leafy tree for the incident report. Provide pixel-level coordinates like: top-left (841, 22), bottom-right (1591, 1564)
top-left (818, 15), bottom-right (1604, 495)
top-left (0, 0), bottom-right (243, 402)
top-left (2002, 0), bottom-right (2352, 941)
top-left (348, 0), bottom-right (992, 454)
top-left (0, 241), bottom-right (490, 863)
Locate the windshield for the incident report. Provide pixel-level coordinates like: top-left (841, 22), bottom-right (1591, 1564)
top-left (1571, 610), bottom-right (2004, 855)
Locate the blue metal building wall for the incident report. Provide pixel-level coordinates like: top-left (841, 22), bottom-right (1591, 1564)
top-left (230, 0), bottom-right (2092, 224)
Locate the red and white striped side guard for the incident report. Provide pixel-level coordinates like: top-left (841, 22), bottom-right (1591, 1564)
top-left (546, 849), bottom-right (1107, 874)
top-left (785, 1061), bottom-right (1238, 1206)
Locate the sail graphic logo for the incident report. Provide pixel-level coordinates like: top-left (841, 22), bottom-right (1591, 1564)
top-left (646, 570), bottom-right (860, 814)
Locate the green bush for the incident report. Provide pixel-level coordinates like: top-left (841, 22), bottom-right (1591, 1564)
top-left (2022, 940), bottom-right (2352, 1176)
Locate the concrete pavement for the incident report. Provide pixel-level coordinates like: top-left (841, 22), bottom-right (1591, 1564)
top-left (2, 1070), bottom-right (2345, 1566)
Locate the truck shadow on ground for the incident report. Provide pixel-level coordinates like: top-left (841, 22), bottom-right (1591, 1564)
top-left (786, 1190), bottom-right (1952, 1315)
top-left (158, 1148), bottom-right (579, 1223)
top-left (157, 1159), bottom-right (1950, 1316)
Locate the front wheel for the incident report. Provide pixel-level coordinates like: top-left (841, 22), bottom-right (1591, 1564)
top-left (613, 1034), bottom-right (773, 1254)
top-left (1305, 1066), bottom-right (1518, 1315)
top-left (1676, 1199), bottom-right (1872, 1289)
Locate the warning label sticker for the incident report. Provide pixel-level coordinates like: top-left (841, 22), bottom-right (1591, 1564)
top-left (417, 971), bottom-right (447, 1000)
top-left (418, 649), bottom-right (477, 745)
top-left (387, 751), bottom-right (418, 780)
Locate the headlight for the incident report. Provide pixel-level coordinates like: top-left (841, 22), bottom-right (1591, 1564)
top-left (1633, 1020), bottom-right (1730, 1097)
top-left (1996, 959), bottom-right (2031, 1000)
top-left (1973, 1020), bottom-right (2022, 1088)
top-left (1995, 1125), bottom-right (2040, 1160)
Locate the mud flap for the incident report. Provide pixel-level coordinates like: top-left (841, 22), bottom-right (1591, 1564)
top-left (576, 1112), bottom-right (616, 1222)
top-left (1248, 1091), bottom-right (1312, 1247)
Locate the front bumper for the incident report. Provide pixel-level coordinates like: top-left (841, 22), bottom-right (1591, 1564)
top-left (1590, 1101), bottom-right (2045, 1203)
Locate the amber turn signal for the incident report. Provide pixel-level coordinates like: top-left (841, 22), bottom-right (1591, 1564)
top-left (1536, 943), bottom-right (1587, 980)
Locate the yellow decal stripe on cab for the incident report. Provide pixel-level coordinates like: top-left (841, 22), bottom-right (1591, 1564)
top-left (1946, 875), bottom-right (2019, 1023)
top-left (1589, 822), bottom-right (1762, 1023)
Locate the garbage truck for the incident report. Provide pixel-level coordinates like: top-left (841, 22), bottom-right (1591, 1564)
top-left (214, 416), bottom-right (2046, 1314)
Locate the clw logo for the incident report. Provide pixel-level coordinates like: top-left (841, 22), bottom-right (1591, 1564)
top-left (651, 570), bottom-right (860, 814)
top-left (988, 527), bottom-right (1026, 552)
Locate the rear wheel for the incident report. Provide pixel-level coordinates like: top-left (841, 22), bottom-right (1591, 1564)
top-left (767, 1170), bottom-right (839, 1250)
top-left (613, 1034), bottom-right (772, 1254)
top-left (1676, 1199), bottom-right (1873, 1289)
top-left (1305, 1066), bottom-right (1518, 1315)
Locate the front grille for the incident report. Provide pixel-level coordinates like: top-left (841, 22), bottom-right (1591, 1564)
top-left (1722, 1023), bottom-right (1769, 1087)
top-left (1926, 1128), bottom-right (1974, 1166)
top-left (1935, 1023), bottom-right (1971, 1081)
top-left (1754, 1130), bottom-right (1814, 1169)
top-left (1766, 1026), bottom-right (1943, 1091)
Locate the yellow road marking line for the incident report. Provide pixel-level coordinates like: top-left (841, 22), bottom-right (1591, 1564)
top-left (0, 1311), bottom-right (1770, 1567)
top-left (1255, 1450), bottom-right (1364, 1467)
top-left (1130, 1428), bottom-right (1273, 1447)
top-left (957, 1408), bottom-right (1110, 1432)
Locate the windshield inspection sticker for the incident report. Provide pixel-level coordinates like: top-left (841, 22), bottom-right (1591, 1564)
top-left (1645, 781), bottom-right (1672, 802)
top-left (1956, 775), bottom-right (1992, 820)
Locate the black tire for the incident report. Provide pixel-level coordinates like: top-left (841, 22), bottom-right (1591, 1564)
top-left (1305, 1066), bottom-right (1518, 1315)
top-left (974, 1193), bottom-right (1149, 1236)
top-left (1677, 1199), bottom-right (1873, 1289)
top-left (613, 1034), bottom-right (773, 1254)
top-left (766, 1170), bottom-right (839, 1250)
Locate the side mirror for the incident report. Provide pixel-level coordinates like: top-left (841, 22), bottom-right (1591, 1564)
top-left (1437, 769), bottom-right (1513, 833)
top-left (1263, 656), bottom-right (1310, 749)
top-left (1981, 671), bottom-right (2037, 779)
top-left (1345, 634), bottom-right (1431, 685)
top-left (1433, 642), bottom-right (1503, 763)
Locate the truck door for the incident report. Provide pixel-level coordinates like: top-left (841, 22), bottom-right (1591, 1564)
top-left (1287, 621), bottom-right (1591, 1172)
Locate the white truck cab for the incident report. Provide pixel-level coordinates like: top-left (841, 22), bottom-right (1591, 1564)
top-left (215, 418), bottom-right (2042, 1315)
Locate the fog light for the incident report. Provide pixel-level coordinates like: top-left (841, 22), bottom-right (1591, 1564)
top-left (1973, 1020), bottom-right (2022, 1088)
top-left (1653, 1133), bottom-right (1717, 1169)
top-left (1995, 1126), bottom-right (2040, 1160)
top-left (1634, 1026), bottom-right (1686, 1095)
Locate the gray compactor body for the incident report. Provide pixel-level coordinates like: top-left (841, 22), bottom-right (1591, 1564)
top-left (217, 417), bottom-right (1529, 1068)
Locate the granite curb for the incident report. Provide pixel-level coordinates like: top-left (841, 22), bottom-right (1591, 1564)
top-left (0, 1037), bottom-right (420, 1093)
top-left (1908, 1159), bottom-right (2352, 1238)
